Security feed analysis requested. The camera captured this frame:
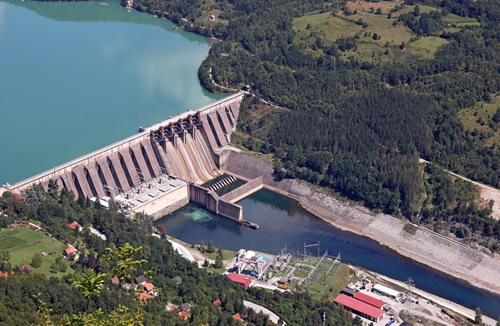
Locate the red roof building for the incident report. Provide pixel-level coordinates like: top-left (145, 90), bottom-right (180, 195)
top-left (67, 222), bottom-right (83, 232)
top-left (354, 292), bottom-right (387, 309)
top-left (227, 273), bottom-right (252, 288)
top-left (64, 247), bottom-right (77, 257)
top-left (139, 292), bottom-right (154, 301)
top-left (144, 283), bottom-right (154, 292)
top-left (179, 311), bottom-right (189, 320)
top-left (232, 313), bottom-right (244, 322)
top-left (0, 272), bottom-right (8, 278)
top-left (213, 299), bottom-right (221, 307)
top-left (334, 294), bottom-right (385, 322)
top-left (13, 193), bottom-right (25, 201)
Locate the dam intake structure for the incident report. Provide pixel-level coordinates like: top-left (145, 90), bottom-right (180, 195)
top-left (2, 93), bottom-right (266, 226)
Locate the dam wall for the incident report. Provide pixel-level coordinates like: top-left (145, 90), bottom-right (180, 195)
top-left (6, 93), bottom-right (244, 199)
top-left (220, 176), bottom-right (263, 203)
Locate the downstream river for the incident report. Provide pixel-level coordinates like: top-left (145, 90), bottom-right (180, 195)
top-left (0, 0), bottom-right (223, 184)
top-left (157, 189), bottom-right (500, 318)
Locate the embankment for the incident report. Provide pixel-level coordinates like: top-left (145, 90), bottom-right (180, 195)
top-left (221, 150), bottom-right (500, 296)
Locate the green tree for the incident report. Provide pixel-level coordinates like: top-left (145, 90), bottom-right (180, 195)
top-left (72, 268), bottom-right (106, 311)
top-left (214, 251), bottom-right (223, 269)
top-left (207, 240), bottom-right (215, 253)
top-left (31, 253), bottom-right (42, 268)
top-left (0, 250), bottom-right (10, 262)
top-left (104, 243), bottom-right (147, 283)
top-left (475, 307), bottom-right (483, 325)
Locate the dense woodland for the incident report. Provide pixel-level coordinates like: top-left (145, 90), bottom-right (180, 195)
top-left (0, 188), bottom-right (355, 325)
top-left (110, 0), bottom-right (500, 249)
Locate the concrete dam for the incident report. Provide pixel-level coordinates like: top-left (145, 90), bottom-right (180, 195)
top-left (2, 93), bottom-right (261, 225)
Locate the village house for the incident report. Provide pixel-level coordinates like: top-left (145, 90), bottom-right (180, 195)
top-left (134, 275), bottom-right (147, 286)
top-left (67, 222), bottom-right (83, 232)
top-left (63, 246), bottom-right (77, 259)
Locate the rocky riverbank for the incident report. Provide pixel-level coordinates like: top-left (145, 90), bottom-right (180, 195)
top-left (222, 150), bottom-right (500, 298)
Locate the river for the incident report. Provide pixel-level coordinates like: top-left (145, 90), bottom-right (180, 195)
top-left (0, 0), bottom-right (223, 185)
top-left (156, 188), bottom-right (500, 318)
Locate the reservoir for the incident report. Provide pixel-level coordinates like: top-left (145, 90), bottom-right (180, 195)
top-left (0, 0), bottom-right (223, 185)
top-left (157, 188), bottom-right (500, 318)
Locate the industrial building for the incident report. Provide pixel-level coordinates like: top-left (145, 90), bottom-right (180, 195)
top-left (227, 273), bottom-right (252, 288)
top-left (353, 292), bottom-right (387, 310)
top-left (372, 284), bottom-right (401, 299)
top-left (334, 294), bottom-right (385, 322)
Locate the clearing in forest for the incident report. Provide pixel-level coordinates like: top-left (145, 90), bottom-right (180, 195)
top-left (293, 1), bottom-right (457, 62)
top-left (0, 226), bottom-right (74, 276)
top-left (459, 95), bottom-right (500, 148)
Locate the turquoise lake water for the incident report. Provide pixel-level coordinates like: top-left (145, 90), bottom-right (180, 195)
top-left (0, 0), bottom-right (223, 185)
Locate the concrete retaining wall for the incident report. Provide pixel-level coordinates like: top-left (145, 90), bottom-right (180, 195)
top-left (220, 176), bottom-right (263, 203)
top-left (218, 199), bottom-right (242, 221)
top-left (189, 184), bottom-right (218, 214)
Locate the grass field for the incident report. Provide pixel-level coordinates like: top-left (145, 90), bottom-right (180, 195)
top-left (458, 95), bottom-right (500, 147)
top-left (292, 2), bottom-right (456, 62)
top-left (443, 13), bottom-right (480, 27)
top-left (0, 226), bottom-right (74, 277)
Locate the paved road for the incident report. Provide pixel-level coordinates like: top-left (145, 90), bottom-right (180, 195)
top-left (243, 300), bottom-right (281, 324)
top-left (168, 239), bottom-right (196, 262)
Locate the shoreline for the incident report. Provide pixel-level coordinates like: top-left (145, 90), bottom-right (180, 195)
top-left (266, 181), bottom-right (500, 298)
top-left (164, 232), bottom-right (497, 324)
top-left (221, 151), bottom-right (500, 313)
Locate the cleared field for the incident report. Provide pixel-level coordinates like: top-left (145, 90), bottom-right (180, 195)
top-left (293, 4), bottom-right (449, 62)
top-left (410, 37), bottom-right (448, 60)
top-left (0, 226), bottom-right (73, 276)
top-left (458, 95), bottom-right (500, 147)
top-left (443, 13), bottom-right (480, 27)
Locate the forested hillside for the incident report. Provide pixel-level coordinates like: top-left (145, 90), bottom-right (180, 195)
top-left (0, 188), bottom-right (354, 325)
top-left (120, 0), bottom-right (500, 250)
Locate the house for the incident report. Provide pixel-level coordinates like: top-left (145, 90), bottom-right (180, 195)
top-left (111, 276), bottom-right (120, 285)
top-left (13, 193), bottom-right (24, 201)
top-left (209, 14), bottom-right (216, 21)
top-left (172, 275), bottom-right (182, 284)
top-left (165, 302), bottom-right (178, 312)
top-left (0, 272), bottom-right (8, 278)
top-left (180, 303), bottom-right (191, 312)
top-left (213, 298), bottom-right (222, 308)
top-left (14, 220), bottom-right (28, 226)
top-left (143, 282), bottom-right (157, 296)
top-left (227, 273), bottom-right (252, 288)
top-left (63, 246), bottom-right (77, 258)
top-left (67, 222), bottom-right (83, 232)
top-left (138, 292), bottom-right (154, 301)
top-left (232, 313), bottom-right (246, 324)
top-left (122, 283), bottom-right (132, 291)
top-left (179, 311), bottom-right (189, 320)
top-left (135, 275), bottom-right (147, 285)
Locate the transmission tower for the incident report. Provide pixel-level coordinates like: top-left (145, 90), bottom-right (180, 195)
top-left (404, 277), bottom-right (415, 316)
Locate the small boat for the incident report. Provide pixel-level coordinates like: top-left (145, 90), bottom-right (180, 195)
top-left (98, 2), bottom-right (110, 6)
top-left (173, 26), bottom-right (178, 30)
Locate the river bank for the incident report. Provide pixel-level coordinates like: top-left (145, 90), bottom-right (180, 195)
top-left (221, 150), bottom-right (500, 306)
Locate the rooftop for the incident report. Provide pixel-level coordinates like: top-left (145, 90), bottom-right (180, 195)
top-left (334, 294), bottom-right (385, 320)
top-left (353, 292), bottom-right (387, 309)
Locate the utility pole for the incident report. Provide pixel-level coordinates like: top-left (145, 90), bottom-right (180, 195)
top-left (405, 277), bottom-right (415, 316)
